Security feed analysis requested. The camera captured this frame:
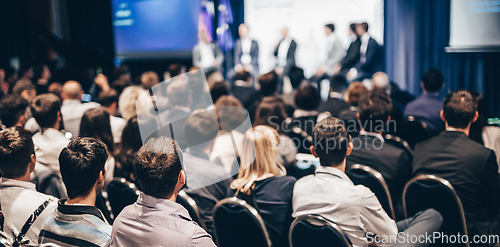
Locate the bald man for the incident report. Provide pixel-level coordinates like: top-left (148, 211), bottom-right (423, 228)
top-left (371, 72), bottom-right (404, 122)
top-left (60, 81), bottom-right (100, 139)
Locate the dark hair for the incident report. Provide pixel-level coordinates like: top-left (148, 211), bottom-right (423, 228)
top-left (258, 71), bottom-right (278, 96)
top-left (79, 108), bottom-right (114, 152)
top-left (18, 64), bottom-right (33, 79)
top-left (289, 66), bottom-right (304, 89)
top-left (184, 111), bottom-right (219, 149)
top-left (113, 65), bottom-right (130, 81)
top-left (254, 96), bottom-right (287, 135)
top-left (98, 89), bottom-right (119, 107)
top-left (209, 81), bottom-right (230, 105)
top-left (359, 22), bottom-right (369, 32)
top-left (330, 74), bottom-right (348, 93)
top-left (32, 64), bottom-right (47, 83)
top-left (295, 84), bottom-right (320, 111)
top-left (325, 24), bottom-right (335, 32)
top-left (234, 70), bottom-right (252, 82)
top-left (215, 96), bottom-right (246, 132)
top-left (114, 116), bottom-right (142, 182)
top-left (422, 68), bottom-right (444, 93)
top-left (358, 89), bottom-right (393, 132)
top-left (0, 127), bottom-right (34, 178)
top-left (469, 91), bottom-right (488, 144)
top-left (168, 64), bottom-right (183, 78)
top-left (12, 80), bottom-right (35, 95)
top-left (313, 117), bottom-right (349, 166)
top-left (0, 95), bottom-right (28, 128)
top-left (59, 137), bottom-right (108, 199)
top-left (345, 82), bottom-right (368, 106)
top-left (442, 89), bottom-right (477, 129)
top-left (30, 93), bottom-right (61, 128)
top-left (134, 136), bottom-right (183, 199)
top-left (349, 23), bottom-right (357, 33)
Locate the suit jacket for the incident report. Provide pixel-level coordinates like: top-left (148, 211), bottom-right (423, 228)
top-left (404, 93), bottom-right (445, 136)
top-left (355, 37), bottom-right (383, 76)
top-left (192, 42), bottom-right (224, 70)
top-left (274, 39), bottom-right (297, 75)
top-left (413, 131), bottom-right (500, 235)
top-left (234, 39), bottom-right (259, 74)
top-left (317, 97), bottom-right (349, 118)
top-left (339, 37), bottom-right (361, 75)
top-left (323, 38), bottom-right (345, 75)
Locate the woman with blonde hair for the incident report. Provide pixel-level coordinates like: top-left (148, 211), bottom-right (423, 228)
top-left (228, 125), bottom-right (296, 247)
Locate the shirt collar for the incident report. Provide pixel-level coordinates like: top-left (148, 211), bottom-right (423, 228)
top-left (315, 166), bottom-right (353, 185)
top-left (0, 177), bottom-right (37, 191)
top-left (294, 109), bottom-right (319, 118)
top-left (57, 199), bottom-right (106, 222)
top-left (329, 91), bottom-right (343, 99)
top-left (359, 130), bottom-right (385, 143)
top-left (136, 192), bottom-right (191, 219)
top-left (62, 99), bottom-right (82, 106)
top-left (361, 33), bottom-right (370, 42)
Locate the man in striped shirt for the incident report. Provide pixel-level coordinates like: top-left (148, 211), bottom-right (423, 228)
top-left (38, 138), bottom-right (111, 247)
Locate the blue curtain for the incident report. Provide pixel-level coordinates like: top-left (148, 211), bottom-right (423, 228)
top-left (384, 0), bottom-right (500, 116)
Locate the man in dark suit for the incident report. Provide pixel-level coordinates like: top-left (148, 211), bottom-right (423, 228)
top-left (233, 24), bottom-right (259, 78)
top-left (404, 68), bottom-right (446, 136)
top-left (352, 22), bottom-right (383, 81)
top-left (346, 89), bottom-right (412, 219)
top-left (338, 23), bottom-right (361, 76)
top-left (316, 74), bottom-right (349, 117)
top-left (413, 89), bottom-right (500, 237)
top-left (274, 27), bottom-right (297, 77)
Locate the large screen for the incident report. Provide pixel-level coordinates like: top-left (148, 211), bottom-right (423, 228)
top-left (112, 0), bottom-right (201, 60)
top-left (449, 0), bottom-right (500, 52)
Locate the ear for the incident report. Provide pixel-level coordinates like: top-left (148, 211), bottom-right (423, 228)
top-left (111, 102), bottom-right (118, 109)
top-left (20, 90), bottom-right (29, 99)
top-left (29, 153), bottom-right (36, 173)
top-left (178, 170), bottom-right (186, 187)
top-left (310, 145), bottom-right (318, 158)
top-left (97, 170), bottom-right (105, 185)
top-left (346, 142), bottom-right (353, 156)
top-left (356, 112), bottom-right (360, 121)
top-left (472, 111), bottom-right (479, 124)
top-left (440, 110), bottom-right (446, 122)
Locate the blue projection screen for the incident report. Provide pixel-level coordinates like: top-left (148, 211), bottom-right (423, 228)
top-left (112, 0), bottom-right (201, 60)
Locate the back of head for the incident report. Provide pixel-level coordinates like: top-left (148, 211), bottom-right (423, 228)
top-left (372, 72), bottom-right (390, 90)
top-left (0, 127), bottom-right (34, 178)
top-left (134, 136), bottom-right (183, 198)
top-left (167, 79), bottom-right (190, 107)
top-left (48, 82), bottom-right (63, 98)
top-left (31, 93), bottom-right (61, 128)
top-left (442, 89), bottom-right (477, 129)
top-left (313, 117), bottom-right (350, 166)
top-left (209, 80), bottom-right (230, 104)
top-left (330, 74), bottom-right (348, 93)
top-left (62, 81), bottom-right (83, 100)
top-left (167, 64), bottom-right (183, 78)
top-left (0, 95), bottom-right (28, 128)
top-left (119, 86), bottom-right (146, 120)
top-left (141, 71), bottom-right (160, 89)
top-left (214, 95), bottom-right (246, 132)
top-left (98, 89), bottom-right (119, 108)
top-left (422, 68), bottom-right (444, 93)
top-left (345, 82), bottom-right (368, 106)
top-left (113, 65), bottom-right (130, 81)
top-left (358, 89), bottom-right (393, 132)
top-left (254, 96), bottom-right (287, 134)
top-left (349, 23), bottom-right (357, 34)
top-left (360, 22), bottom-right (369, 32)
top-left (258, 71), bottom-right (278, 96)
top-left (12, 79), bottom-right (35, 96)
top-left (234, 70), bottom-right (252, 83)
top-left (184, 110), bottom-right (219, 149)
top-left (325, 24), bottom-right (335, 33)
top-left (79, 108), bottom-right (114, 152)
top-left (114, 116), bottom-right (141, 181)
top-left (59, 137), bottom-right (108, 199)
top-left (289, 66), bottom-right (305, 89)
top-left (295, 83), bottom-right (320, 111)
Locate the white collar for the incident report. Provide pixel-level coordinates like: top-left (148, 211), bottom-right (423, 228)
top-left (0, 177), bottom-right (36, 191)
top-left (359, 130), bottom-right (385, 143)
top-left (361, 33), bottom-right (370, 42)
top-left (63, 99), bottom-right (82, 105)
top-left (294, 109), bottom-right (319, 118)
top-left (329, 91), bottom-right (343, 99)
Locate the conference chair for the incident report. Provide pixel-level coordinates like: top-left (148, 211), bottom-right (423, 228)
top-left (346, 164), bottom-right (396, 220)
top-left (288, 153), bottom-right (317, 179)
top-left (384, 134), bottom-right (413, 160)
top-left (403, 175), bottom-right (470, 247)
top-left (212, 197), bottom-right (272, 247)
top-left (106, 178), bottom-right (140, 217)
top-left (289, 214), bottom-right (352, 247)
top-left (396, 116), bottom-right (431, 149)
top-left (176, 190), bottom-right (207, 230)
top-left (96, 191), bottom-right (114, 224)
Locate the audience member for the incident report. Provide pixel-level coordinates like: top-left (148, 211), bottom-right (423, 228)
top-left (338, 81), bottom-right (369, 137)
top-left (0, 127), bottom-right (58, 246)
top-left (371, 72), bottom-right (404, 122)
top-left (232, 70), bottom-right (258, 108)
top-left (32, 64), bottom-right (51, 95)
top-left (140, 71), bottom-right (160, 89)
top-left (346, 90), bottom-right (412, 219)
top-left (110, 136), bottom-right (216, 246)
top-left (60, 80), bottom-right (100, 138)
top-left (99, 89), bottom-right (126, 143)
top-left (38, 138), bottom-right (111, 246)
top-left (113, 116), bottom-right (142, 183)
top-left (48, 82), bottom-right (63, 98)
top-left (164, 63), bottom-right (185, 81)
top-left (229, 125), bottom-right (296, 247)
top-left (247, 71), bottom-right (279, 122)
top-left (111, 65), bottom-right (132, 95)
top-left (118, 85), bottom-right (146, 121)
top-left (317, 74), bottom-right (349, 117)
top-left (254, 96), bottom-right (297, 168)
top-left (12, 79), bottom-right (36, 102)
top-left (338, 23), bottom-right (361, 75)
top-left (18, 64), bottom-right (34, 82)
top-left (0, 95), bottom-right (28, 128)
top-left (413, 89), bottom-right (500, 237)
top-left (293, 117), bottom-right (442, 247)
top-left (209, 80), bottom-right (230, 107)
top-left (404, 68), bottom-right (446, 135)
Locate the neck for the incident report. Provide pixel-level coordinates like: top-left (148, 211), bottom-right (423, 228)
top-left (326, 160), bottom-right (346, 173)
top-left (446, 124), bottom-right (470, 136)
top-left (167, 193), bottom-right (177, 202)
top-left (67, 190), bottom-right (97, 207)
top-left (12, 172), bottom-right (31, 183)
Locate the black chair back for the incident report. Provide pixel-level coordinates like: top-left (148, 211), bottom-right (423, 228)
top-left (289, 214), bottom-right (352, 247)
top-left (288, 153), bottom-right (317, 180)
top-left (96, 191), bottom-right (114, 224)
top-left (396, 116), bottom-right (431, 149)
top-left (176, 190), bottom-right (207, 230)
top-left (346, 164), bottom-right (396, 219)
top-left (384, 134), bottom-right (413, 159)
top-left (213, 197), bottom-right (271, 247)
top-left (403, 175), bottom-right (469, 247)
top-left (106, 178), bottom-right (140, 217)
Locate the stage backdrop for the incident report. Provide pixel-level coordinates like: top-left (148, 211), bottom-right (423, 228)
top-left (244, 0), bottom-right (384, 77)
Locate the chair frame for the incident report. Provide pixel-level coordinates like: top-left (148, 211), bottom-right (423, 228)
top-left (108, 178), bottom-right (141, 196)
top-left (177, 190), bottom-right (207, 230)
top-left (289, 214), bottom-right (352, 247)
top-left (212, 197), bottom-right (272, 247)
top-left (385, 134), bottom-right (414, 158)
top-left (402, 174), bottom-right (470, 247)
top-left (347, 164), bottom-right (396, 219)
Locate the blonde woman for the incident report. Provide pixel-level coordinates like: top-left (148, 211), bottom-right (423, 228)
top-left (228, 125), bottom-right (296, 247)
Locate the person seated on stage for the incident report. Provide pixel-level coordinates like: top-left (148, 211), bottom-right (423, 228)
top-left (350, 22), bottom-right (383, 81)
top-left (38, 138), bottom-right (112, 246)
top-left (0, 127), bottom-right (58, 246)
top-left (315, 24), bottom-right (344, 78)
top-left (338, 23), bottom-right (361, 76)
top-left (293, 117), bottom-right (442, 247)
top-left (404, 68), bottom-right (446, 136)
top-left (193, 29), bottom-right (224, 71)
top-left (346, 90), bottom-right (412, 219)
top-left (274, 27), bottom-right (297, 77)
top-left (229, 125), bottom-right (296, 247)
top-left (232, 70), bottom-right (258, 108)
top-left (413, 89), bottom-right (500, 238)
top-left (317, 74), bottom-right (349, 118)
top-left (110, 136), bottom-right (216, 247)
top-left (0, 95), bottom-right (28, 128)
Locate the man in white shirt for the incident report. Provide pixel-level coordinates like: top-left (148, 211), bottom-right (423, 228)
top-left (193, 30), bottom-right (224, 70)
top-left (0, 127), bottom-right (58, 246)
top-left (99, 89), bottom-right (126, 143)
top-left (233, 24), bottom-right (259, 78)
top-left (61, 80), bottom-right (100, 139)
top-left (274, 27), bottom-right (297, 77)
top-left (292, 117), bottom-right (443, 247)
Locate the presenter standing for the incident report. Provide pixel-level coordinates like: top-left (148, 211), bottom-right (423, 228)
top-left (274, 27), bottom-right (297, 77)
top-left (233, 24), bottom-right (259, 79)
top-left (193, 30), bottom-right (224, 71)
